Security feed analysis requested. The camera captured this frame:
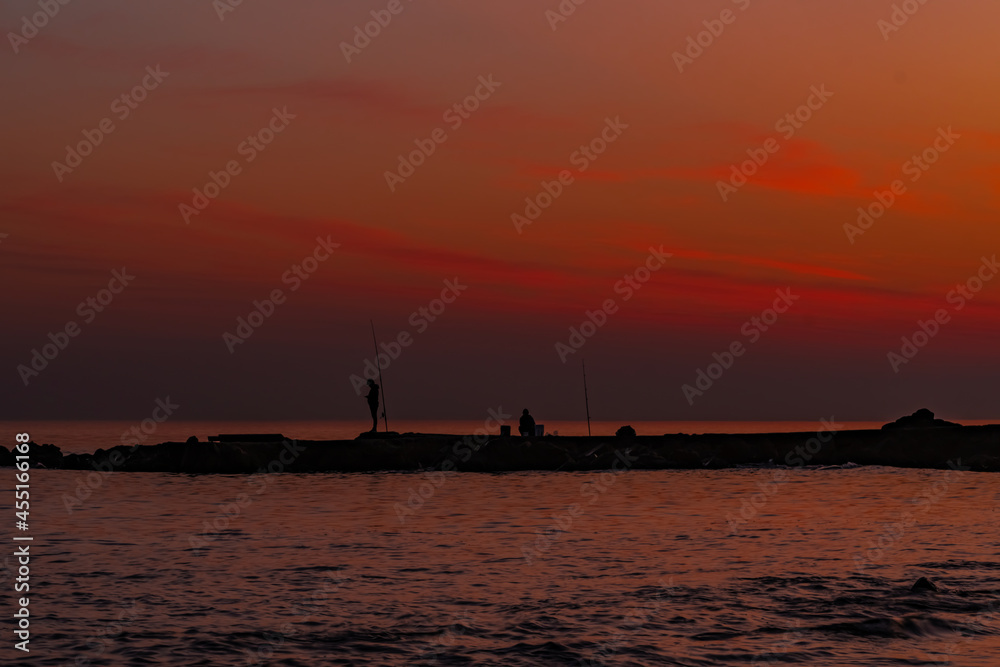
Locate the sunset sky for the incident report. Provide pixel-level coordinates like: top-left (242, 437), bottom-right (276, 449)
top-left (3, 0), bottom-right (999, 421)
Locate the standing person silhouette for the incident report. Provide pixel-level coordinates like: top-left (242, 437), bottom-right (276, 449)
top-left (519, 409), bottom-right (536, 437)
top-left (365, 379), bottom-right (380, 433)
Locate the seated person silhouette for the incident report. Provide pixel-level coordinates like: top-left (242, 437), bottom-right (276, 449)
top-left (519, 409), bottom-right (536, 436)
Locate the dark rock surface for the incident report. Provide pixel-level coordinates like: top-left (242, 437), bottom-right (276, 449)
top-left (8, 424), bottom-right (999, 474)
top-left (356, 431), bottom-right (402, 439)
top-left (7, 412), bottom-right (998, 474)
top-left (29, 442), bottom-right (63, 468)
top-left (882, 408), bottom-right (961, 430)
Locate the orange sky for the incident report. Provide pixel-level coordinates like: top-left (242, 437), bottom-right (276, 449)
top-left (2, 0), bottom-right (999, 421)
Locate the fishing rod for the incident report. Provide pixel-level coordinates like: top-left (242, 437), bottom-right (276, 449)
top-left (582, 359), bottom-right (592, 437)
top-left (370, 320), bottom-right (388, 433)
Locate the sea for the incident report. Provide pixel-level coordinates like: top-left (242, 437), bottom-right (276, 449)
top-left (5, 421), bottom-right (1000, 665)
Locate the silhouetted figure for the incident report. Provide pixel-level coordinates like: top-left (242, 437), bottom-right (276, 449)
top-left (365, 379), bottom-right (380, 433)
top-left (519, 409), bottom-right (536, 437)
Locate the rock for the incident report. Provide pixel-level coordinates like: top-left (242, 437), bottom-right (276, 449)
top-left (186, 436), bottom-right (199, 444)
top-left (40, 423), bottom-right (1000, 473)
top-left (28, 442), bottom-right (63, 468)
top-left (61, 453), bottom-right (93, 469)
top-left (355, 431), bottom-right (400, 440)
top-left (616, 425), bottom-right (637, 438)
top-left (0, 446), bottom-right (13, 467)
top-left (882, 409), bottom-right (961, 430)
top-left (910, 576), bottom-right (938, 592)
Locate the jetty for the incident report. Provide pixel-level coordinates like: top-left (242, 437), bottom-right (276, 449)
top-left (4, 410), bottom-right (998, 474)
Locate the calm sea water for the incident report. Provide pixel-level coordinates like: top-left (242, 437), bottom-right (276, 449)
top-left (11, 466), bottom-right (1000, 665)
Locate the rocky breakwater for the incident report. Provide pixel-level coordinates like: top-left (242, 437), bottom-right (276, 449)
top-left (2, 410), bottom-right (997, 473)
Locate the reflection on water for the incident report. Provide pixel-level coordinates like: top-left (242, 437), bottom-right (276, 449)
top-left (20, 467), bottom-right (1000, 665)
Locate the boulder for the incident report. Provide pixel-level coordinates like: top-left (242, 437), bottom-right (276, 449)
top-left (28, 442), bottom-right (63, 468)
top-left (882, 409), bottom-right (961, 430)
